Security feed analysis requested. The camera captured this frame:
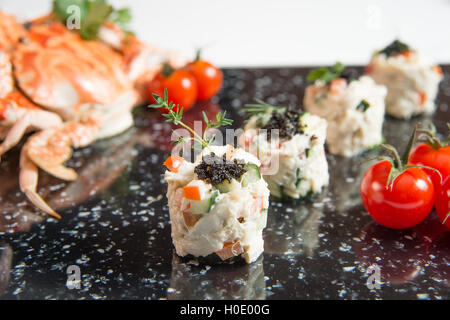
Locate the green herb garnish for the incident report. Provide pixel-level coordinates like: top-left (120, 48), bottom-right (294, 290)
top-left (52, 0), bottom-right (132, 40)
top-left (306, 62), bottom-right (345, 84)
top-left (305, 148), bottom-right (311, 158)
top-left (243, 99), bottom-right (286, 117)
top-left (356, 99), bottom-right (370, 112)
top-left (150, 88), bottom-right (233, 151)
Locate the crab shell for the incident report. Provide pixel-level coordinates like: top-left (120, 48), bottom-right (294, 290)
top-left (12, 22), bottom-right (137, 121)
top-left (0, 11), bottom-right (26, 52)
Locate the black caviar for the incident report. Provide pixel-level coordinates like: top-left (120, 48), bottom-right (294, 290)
top-left (340, 68), bottom-right (359, 82)
top-left (379, 40), bottom-right (410, 57)
top-left (261, 110), bottom-right (306, 140)
top-left (194, 153), bottom-right (245, 186)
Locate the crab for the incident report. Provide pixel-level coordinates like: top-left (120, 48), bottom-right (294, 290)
top-left (0, 11), bottom-right (185, 218)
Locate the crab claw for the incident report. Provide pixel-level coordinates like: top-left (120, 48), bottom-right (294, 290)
top-left (19, 146), bottom-right (61, 219)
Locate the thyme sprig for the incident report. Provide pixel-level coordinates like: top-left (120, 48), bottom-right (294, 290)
top-left (150, 88), bottom-right (233, 150)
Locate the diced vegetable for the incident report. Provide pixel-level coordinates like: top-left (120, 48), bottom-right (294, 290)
top-left (400, 50), bottom-right (412, 59)
top-left (330, 78), bottom-right (347, 95)
top-left (418, 91), bottom-right (426, 105)
top-left (190, 190), bottom-right (219, 215)
top-left (433, 65), bottom-right (443, 76)
top-left (356, 99), bottom-right (370, 112)
top-left (266, 180), bottom-right (283, 199)
top-left (295, 168), bottom-right (302, 189)
top-left (163, 155), bottom-right (184, 173)
top-left (215, 241), bottom-right (243, 261)
top-left (251, 196), bottom-right (264, 215)
top-left (216, 179), bottom-right (241, 193)
top-left (182, 204), bottom-right (199, 227)
top-left (242, 132), bottom-right (255, 150)
top-left (183, 185), bottom-right (202, 200)
top-left (240, 163), bottom-right (261, 187)
top-left (305, 148), bottom-right (311, 158)
top-left (255, 113), bottom-right (272, 128)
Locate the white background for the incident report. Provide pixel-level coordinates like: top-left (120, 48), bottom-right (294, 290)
top-left (2, 0), bottom-right (450, 67)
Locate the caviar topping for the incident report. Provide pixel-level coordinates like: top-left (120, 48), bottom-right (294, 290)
top-left (194, 153), bottom-right (246, 186)
top-left (261, 109), bottom-right (306, 140)
top-left (379, 40), bottom-right (410, 57)
top-left (243, 99), bottom-right (307, 140)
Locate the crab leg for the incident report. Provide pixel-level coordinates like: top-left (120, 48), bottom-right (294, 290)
top-left (18, 120), bottom-right (103, 217)
top-left (19, 146), bottom-right (61, 219)
top-left (0, 106), bottom-right (63, 157)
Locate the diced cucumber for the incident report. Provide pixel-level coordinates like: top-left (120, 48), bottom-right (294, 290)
top-left (295, 168), bottom-right (302, 188)
top-left (240, 163), bottom-right (261, 187)
top-left (216, 179), bottom-right (240, 193)
top-left (305, 148), bottom-right (311, 158)
top-left (256, 113), bottom-right (272, 128)
top-left (190, 190), bottom-right (219, 215)
top-left (266, 180), bottom-right (282, 198)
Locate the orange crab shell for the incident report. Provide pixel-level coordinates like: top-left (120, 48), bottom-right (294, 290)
top-left (0, 11), bottom-right (26, 52)
top-left (12, 22), bottom-right (134, 116)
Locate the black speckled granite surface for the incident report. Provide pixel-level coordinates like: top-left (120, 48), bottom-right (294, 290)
top-left (0, 66), bottom-right (449, 300)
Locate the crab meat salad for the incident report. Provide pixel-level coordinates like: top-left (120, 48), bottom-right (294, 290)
top-left (164, 146), bottom-right (269, 264)
top-left (304, 62), bottom-right (387, 157)
top-left (150, 90), bottom-right (269, 264)
top-left (367, 40), bottom-right (443, 119)
top-left (239, 100), bottom-right (329, 200)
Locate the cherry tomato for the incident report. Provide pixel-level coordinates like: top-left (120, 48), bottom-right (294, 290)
top-left (360, 160), bottom-right (435, 229)
top-left (435, 176), bottom-right (450, 229)
top-left (409, 143), bottom-right (450, 188)
top-left (147, 69), bottom-right (197, 112)
top-left (185, 60), bottom-right (223, 101)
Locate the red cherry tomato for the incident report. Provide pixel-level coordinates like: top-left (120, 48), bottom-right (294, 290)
top-left (360, 160), bottom-right (435, 229)
top-left (435, 176), bottom-right (450, 229)
top-left (185, 60), bottom-right (223, 101)
top-left (409, 143), bottom-right (450, 188)
top-left (147, 69), bottom-right (197, 112)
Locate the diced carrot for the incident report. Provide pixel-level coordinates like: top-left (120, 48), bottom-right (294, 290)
top-left (243, 132), bottom-right (254, 150)
top-left (418, 91), bottom-right (426, 105)
top-left (225, 145), bottom-right (235, 160)
top-left (251, 196), bottom-right (264, 215)
top-left (183, 185), bottom-right (202, 200)
top-left (400, 50), bottom-right (412, 60)
top-left (329, 78), bottom-right (347, 95)
top-left (433, 65), bottom-right (443, 76)
top-left (216, 241), bottom-right (243, 261)
top-left (163, 155), bottom-right (184, 173)
top-left (365, 64), bottom-right (374, 75)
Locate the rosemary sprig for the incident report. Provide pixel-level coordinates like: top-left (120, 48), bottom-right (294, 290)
top-left (149, 88), bottom-right (233, 150)
top-left (243, 99), bottom-right (286, 117)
